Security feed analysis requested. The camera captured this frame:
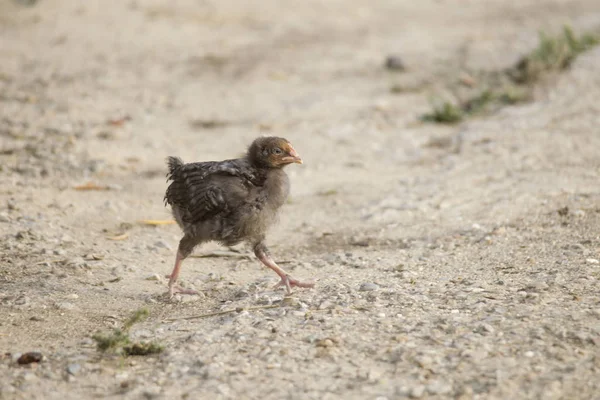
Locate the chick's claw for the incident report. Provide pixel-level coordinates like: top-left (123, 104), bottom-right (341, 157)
top-left (274, 274), bottom-right (316, 294)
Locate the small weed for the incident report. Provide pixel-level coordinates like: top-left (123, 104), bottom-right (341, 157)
top-left (123, 342), bottom-right (164, 356)
top-left (421, 100), bottom-right (464, 124)
top-left (462, 90), bottom-right (495, 115)
top-left (92, 329), bottom-right (130, 352)
top-left (92, 308), bottom-right (163, 356)
top-left (123, 308), bottom-right (149, 330)
top-left (422, 25), bottom-right (599, 124)
top-left (464, 87), bottom-right (530, 113)
top-left (510, 25), bottom-right (600, 84)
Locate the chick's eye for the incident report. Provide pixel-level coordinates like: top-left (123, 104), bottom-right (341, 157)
top-left (272, 148), bottom-right (283, 155)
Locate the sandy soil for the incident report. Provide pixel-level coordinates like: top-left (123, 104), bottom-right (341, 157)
top-left (1, 0), bottom-right (600, 399)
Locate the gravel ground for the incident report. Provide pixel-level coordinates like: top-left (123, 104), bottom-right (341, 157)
top-left (1, 0), bottom-right (600, 399)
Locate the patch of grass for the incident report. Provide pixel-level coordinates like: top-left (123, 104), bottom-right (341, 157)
top-left (421, 100), bottom-right (464, 124)
top-left (123, 342), bottom-right (164, 356)
top-left (421, 25), bottom-right (600, 124)
top-left (462, 90), bottom-right (495, 115)
top-left (496, 86), bottom-right (531, 105)
top-left (92, 308), bottom-right (164, 356)
top-left (422, 85), bottom-right (533, 125)
top-left (464, 86), bottom-right (531, 113)
top-left (123, 308), bottom-right (149, 330)
top-left (510, 26), bottom-right (600, 83)
top-left (93, 329), bottom-right (130, 352)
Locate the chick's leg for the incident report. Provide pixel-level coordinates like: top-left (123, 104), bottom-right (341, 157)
top-left (166, 235), bottom-right (200, 297)
top-left (253, 242), bottom-right (315, 294)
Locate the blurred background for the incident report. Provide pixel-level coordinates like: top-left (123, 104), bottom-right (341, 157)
top-left (1, 0), bottom-right (600, 398)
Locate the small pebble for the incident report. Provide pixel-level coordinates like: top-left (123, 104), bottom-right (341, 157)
top-left (427, 380), bottom-right (452, 395)
top-left (61, 234), bottom-right (75, 244)
top-left (415, 355), bottom-right (433, 368)
top-left (23, 372), bottom-right (37, 381)
top-left (385, 55), bottom-right (406, 71)
top-left (17, 352), bottom-right (43, 365)
top-left (256, 295), bottom-right (273, 305)
top-left (359, 282), bottom-right (379, 291)
top-left (318, 300), bottom-right (334, 310)
top-left (586, 258), bottom-right (599, 265)
top-left (67, 364), bottom-right (82, 376)
top-left (115, 372), bottom-right (129, 381)
top-left (528, 281), bottom-right (549, 291)
top-left (316, 338), bottom-right (334, 348)
top-left (410, 385), bottom-right (426, 399)
top-left (153, 240), bottom-right (172, 250)
top-left (146, 273), bottom-right (162, 281)
top-left (476, 323), bottom-right (495, 334)
top-left (7, 199), bottom-right (17, 210)
top-left (304, 335), bottom-right (317, 344)
top-left (56, 301), bottom-right (77, 310)
top-left (291, 311), bottom-right (306, 317)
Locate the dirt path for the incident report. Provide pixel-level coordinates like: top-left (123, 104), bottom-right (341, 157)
top-left (2, 0), bottom-right (600, 399)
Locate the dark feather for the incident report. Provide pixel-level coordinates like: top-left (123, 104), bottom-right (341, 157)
top-left (165, 156), bottom-right (184, 180)
top-left (164, 137), bottom-right (293, 253)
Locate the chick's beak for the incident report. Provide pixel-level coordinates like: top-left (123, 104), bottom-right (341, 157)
top-left (282, 147), bottom-right (303, 164)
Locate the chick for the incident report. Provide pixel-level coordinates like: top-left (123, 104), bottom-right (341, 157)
top-left (164, 136), bottom-right (314, 297)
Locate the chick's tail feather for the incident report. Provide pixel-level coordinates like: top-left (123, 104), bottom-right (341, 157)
top-left (166, 156), bottom-right (184, 181)
top-left (165, 156), bottom-right (184, 206)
